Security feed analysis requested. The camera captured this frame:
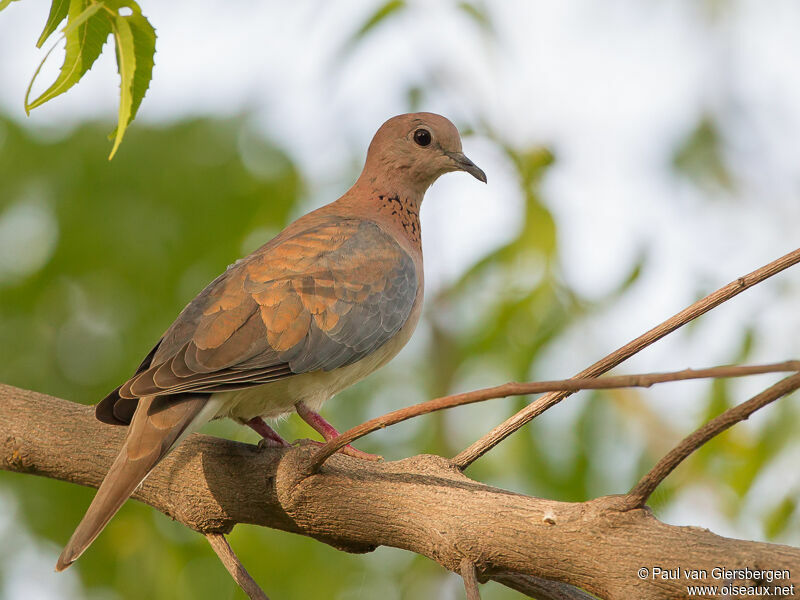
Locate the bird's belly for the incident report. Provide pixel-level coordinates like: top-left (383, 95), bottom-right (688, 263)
top-left (210, 309), bottom-right (419, 423)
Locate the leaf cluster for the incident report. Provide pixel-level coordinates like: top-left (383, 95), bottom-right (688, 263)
top-left (2, 0), bottom-right (155, 158)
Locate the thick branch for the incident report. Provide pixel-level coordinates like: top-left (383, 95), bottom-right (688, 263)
top-left (309, 361), bottom-right (800, 471)
top-left (1, 384), bottom-right (798, 600)
top-left (454, 247), bottom-right (800, 469)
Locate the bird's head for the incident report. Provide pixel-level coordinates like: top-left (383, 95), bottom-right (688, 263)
top-left (360, 112), bottom-right (486, 196)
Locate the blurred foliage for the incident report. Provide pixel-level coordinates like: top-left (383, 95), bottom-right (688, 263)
top-left (353, 0), bottom-right (405, 42)
top-left (672, 116), bottom-right (735, 193)
top-left (456, 1), bottom-right (495, 37)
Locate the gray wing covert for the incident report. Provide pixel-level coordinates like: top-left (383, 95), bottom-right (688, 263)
top-left (244, 219), bottom-right (418, 373)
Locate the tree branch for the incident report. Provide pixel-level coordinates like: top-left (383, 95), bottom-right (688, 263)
top-left (453, 247), bottom-right (800, 469)
top-left (205, 533), bottom-right (270, 600)
top-left (309, 360), bottom-right (800, 472)
top-left (460, 558), bottom-right (481, 600)
top-left (626, 372), bottom-right (800, 508)
top-left (1, 383), bottom-right (798, 600)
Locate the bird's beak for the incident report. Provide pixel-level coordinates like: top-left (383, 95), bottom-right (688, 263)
top-left (445, 151), bottom-right (487, 183)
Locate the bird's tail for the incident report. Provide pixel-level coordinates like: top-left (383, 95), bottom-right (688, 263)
top-left (56, 394), bottom-right (213, 571)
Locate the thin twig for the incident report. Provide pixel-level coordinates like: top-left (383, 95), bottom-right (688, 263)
top-left (626, 372), bottom-right (800, 508)
top-left (460, 559), bottom-right (481, 600)
top-left (452, 247), bottom-right (800, 470)
top-left (205, 533), bottom-right (270, 600)
top-left (306, 360), bottom-right (799, 472)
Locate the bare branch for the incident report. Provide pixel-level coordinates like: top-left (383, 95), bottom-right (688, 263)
top-left (453, 247), bottom-right (800, 470)
top-left (626, 372), bottom-right (800, 508)
top-left (205, 533), bottom-right (270, 600)
top-left (308, 360), bottom-right (799, 472)
top-left (460, 558), bottom-right (481, 600)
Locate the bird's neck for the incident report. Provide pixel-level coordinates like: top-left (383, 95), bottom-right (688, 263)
top-left (373, 190), bottom-right (422, 246)
top-left (340, 178), bottom-right (424, 247)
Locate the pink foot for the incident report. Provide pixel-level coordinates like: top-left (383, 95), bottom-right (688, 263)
top-left (246, 417), bottom-right (290, 448)
top-left (295, 402), bottom-right (382, 461)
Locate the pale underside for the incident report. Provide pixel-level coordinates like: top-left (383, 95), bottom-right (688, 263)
top-left (211, 305), bottom-right (421, 423)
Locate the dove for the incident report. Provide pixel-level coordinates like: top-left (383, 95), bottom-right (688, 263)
top-left (56, 112), bottom-right (486, 571)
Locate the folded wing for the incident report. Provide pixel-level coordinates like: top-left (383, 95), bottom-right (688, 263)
top-left (97, 218), bottom-right (418, 424)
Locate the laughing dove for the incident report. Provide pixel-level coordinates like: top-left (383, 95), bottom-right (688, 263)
top-left (56, 112), bottom-right (486, 571)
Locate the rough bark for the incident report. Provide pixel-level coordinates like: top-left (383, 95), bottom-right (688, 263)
top-left (1, 383), bottom-right (798, 600)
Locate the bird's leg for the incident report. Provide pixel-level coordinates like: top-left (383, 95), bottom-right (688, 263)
top-left (245, 417), bottom-right (290, 448)
top-left (295, 402), bottom-right (382, 461)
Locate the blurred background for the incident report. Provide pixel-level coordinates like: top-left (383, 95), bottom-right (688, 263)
top-left (1, 1), bottom-right (799, 598)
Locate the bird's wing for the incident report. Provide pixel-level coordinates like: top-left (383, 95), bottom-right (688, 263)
top-left (97, 218), bottom-right (417, 423)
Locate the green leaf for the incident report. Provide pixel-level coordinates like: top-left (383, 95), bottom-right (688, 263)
top-left (106, 4), bottom-right (155, 158)
top-left (37, 0), bottom-right (70, 47)
top-left (61, 0), bottom-right (104, 37)
top-left (123, 10), bottom-right (155, 126)
top-left (108, 13), bottom-right (134, 159)
top-left (25, 0), bottom-right (112, 113)
top-left (0, 0), bottom-right (19, 13)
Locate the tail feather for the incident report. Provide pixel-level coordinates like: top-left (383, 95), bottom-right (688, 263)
top-left (56, 395), bottom-right (211, 571)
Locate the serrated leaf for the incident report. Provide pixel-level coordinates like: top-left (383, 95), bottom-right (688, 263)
top-left (105, 4), bottom-right (155, 158)
top-left (61, 1), bottom-right (103, 37)
top-left (25, 0), bottom-right (112, 112)
top-left (108, 13), bottom-right (135, 159)
top-left (124, 11), bottom-right (155, 125)
top-left (37, 0), bottom-right (70, 47)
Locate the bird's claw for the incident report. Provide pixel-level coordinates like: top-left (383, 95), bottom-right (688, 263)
top-left (257, 437), bottom-right (290, 451)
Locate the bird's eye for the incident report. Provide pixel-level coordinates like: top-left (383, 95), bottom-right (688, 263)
top-left (413, 128), bottom-right (432, 147)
